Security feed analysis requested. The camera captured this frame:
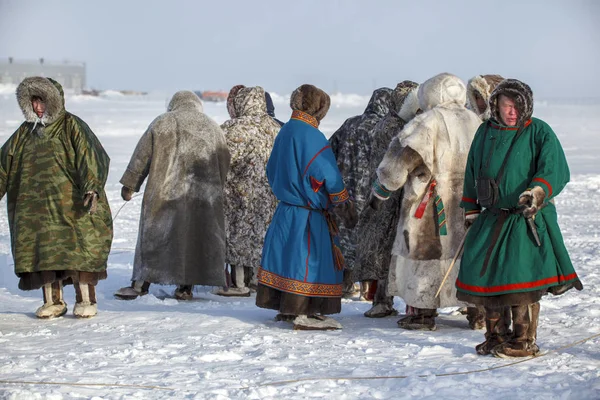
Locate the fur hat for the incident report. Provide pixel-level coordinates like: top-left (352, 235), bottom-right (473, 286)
top-left (227, 84), bottom-right (245, 118)
top-left (16, 76), bottom-right (65, 124)
top-left (289, 84), bottom-right (331, 122)
top-left (466, 74), bottom-right (504, 120)
top-left (489, 79), bottom-right (534, 127)
top-left (391, 80), bottom-right (419, 121)
top-left (167, 90), bottom-right (204, 113)
top-left (417, 73), bottom-right (466, 111)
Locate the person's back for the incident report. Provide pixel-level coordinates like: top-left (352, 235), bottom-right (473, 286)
top-left (116, 91), bottom-right (230, 300)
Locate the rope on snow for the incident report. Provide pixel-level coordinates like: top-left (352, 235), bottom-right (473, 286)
top-left (111, 192), bottom-right (143, 223)
top-left (0, 332), bottom-right (597, 391)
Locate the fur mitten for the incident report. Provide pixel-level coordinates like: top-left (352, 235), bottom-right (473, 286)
top-left (518, 186), bottom-right (546, 218)
top-left (121, 186), bottom-right (135, 201)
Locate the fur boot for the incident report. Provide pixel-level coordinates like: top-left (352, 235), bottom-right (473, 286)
top-left (492, 303), bottom-right (540, 358)
top-left (466, 305), bottom-right (485, 330)
top-left (293, 315), bottom-right (342, 331)
top-left (74, 283), bottom-right (97, 318)
top-left (215, 265), bottom-right (251, 297)
top-left (397, 307), bottom-right (437, 331)
top-left (342, 269), bottom-right (359, 299)
top-left (114, 280), bottom-right (150, 300)
top-left (476, 307), bottom-right (509, 355)
top-left (35, 281), bottom-right (67, 319)
top-left (359, 280), bottom-right (376, 302)
top-left (364, 279), bottom-right (397, 318)
top-left (174, 285), bottom-right (194, 300)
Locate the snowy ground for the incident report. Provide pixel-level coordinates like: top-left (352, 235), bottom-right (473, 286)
top-left (0, 90), bottom-right (599, 399)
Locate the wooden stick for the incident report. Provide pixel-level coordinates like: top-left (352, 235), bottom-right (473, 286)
top-left (435, 230), bottom-right (468, 298)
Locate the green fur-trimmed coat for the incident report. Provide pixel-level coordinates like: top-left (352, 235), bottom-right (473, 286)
top-left (0, 77), bottom-right (113, 275)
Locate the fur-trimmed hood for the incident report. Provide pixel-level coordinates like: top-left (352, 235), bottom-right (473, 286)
top-left (363, 88), bottom-right (392, 118)
top-left (418, 73), bottom-right (466, 111)
top-left (167, 91), bottom-right (204, 113)
top-left (489, 79), bottom-right (534, 127)
top-left (466, 74), bottom-right (504, 120)
top-left (290, 84), bottom-right (331, 123)
top-left (227, 85), bottom-right (245, 118)
top-left (16, 76), bottom-right (65, 125)
top-left (234, 86), bottom-right (268, 117)
top-left (392, 80), bottom-right (419, 121)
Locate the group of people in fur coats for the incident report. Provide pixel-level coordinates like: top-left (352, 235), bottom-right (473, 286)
top-left (0, 72), bottom-right (582, 358)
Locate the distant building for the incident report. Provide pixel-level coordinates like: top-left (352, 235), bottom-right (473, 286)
top-left (0, 57), bottom-right (86, 93)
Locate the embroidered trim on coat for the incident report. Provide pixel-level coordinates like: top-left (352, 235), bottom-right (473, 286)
top-left (456, 272), bottom-right (578, 294)
top-left (291, 110), bottom-right (319, 128)
top-left (257, 267), bottom-right (343, 297)
top-left (329, 188), bottom-right (349, 204)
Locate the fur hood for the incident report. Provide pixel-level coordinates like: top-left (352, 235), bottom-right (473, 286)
top-left (290, 84), bottom-right (330, 123)
top-left (392, 80), bottom-right (419, 121)
top-left (227, 85), bottom-right (245, 118)
top-left (167, 90), bottom-right (204, 113)
top-left (418, 73), bottom-right (466, 111)
top-left (489, 79), bottom-right (534, 127)
top-left (234, 86), bottom-right (268, 117)
top-left (363, 88), bottom-right (392, 118)
top-left (16, 76), bottom-right (65, 125)
top-left (466, 74), bottom-right (504, 120)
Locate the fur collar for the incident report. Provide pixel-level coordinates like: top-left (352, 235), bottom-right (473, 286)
top-left (466, 74), bottom-right (504, 121)
top-left (16, 77), bottom-right (65, 125)
top-left (168, 91), bottom-right (204, 113)
top-left (418, 73), bottom-right (466, 111)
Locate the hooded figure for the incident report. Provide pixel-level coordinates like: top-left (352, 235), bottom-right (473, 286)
top-left (466, 75), bottom-right (505, 121)
top-left (214, 86), bottom-right (280, 297)
top-left (329, 88), bottom-right (393, 297)
top-left (0, 76), bottom-right (113, 319)
top-left (458, 79), bottom-right (582, 358)
top-left (354, 81), bottom-right (420, 317)
top-left (371, 73), bottom-right (481, 330)
top-left (115, 91), bottom-right (230, 300)
top-left (265, 91), bottom-right (284, 126)
top-left (256, 84), bottom-right (358, 330)
top-left (227, 84), bottom-right (246, 118)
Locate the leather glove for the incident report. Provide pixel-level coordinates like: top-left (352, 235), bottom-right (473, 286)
top-left (464, 212), bottom-right (479, 229)
top-left (518, 186), bottom-right (546, 218)
top-left (367, 192), bottom-right (384, 211)
top-left (83, 191), bottom-right (98, 214)
top-left (121, 186), bottom-right (135, 201)
top-left (335, 200), bottom-right (358, 229)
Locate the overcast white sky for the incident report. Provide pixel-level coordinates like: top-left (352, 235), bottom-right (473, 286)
top-left (1, 0), bottom-right (598, 98)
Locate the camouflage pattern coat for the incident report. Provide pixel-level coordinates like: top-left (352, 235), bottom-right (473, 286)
top-left (329, 88), bottom-right (392, 270)
top-left (0, 77), bottom-right (112, 275)
top-left (121, 91), bottom-right (230, 286)
top-left (221, 86), bottom-right (279, 268)
top-left (354, 81), bottom-right (420, 281)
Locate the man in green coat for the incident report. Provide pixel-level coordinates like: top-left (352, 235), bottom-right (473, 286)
top-left (0, 77), bottom-right (113, 319)
top-left (458, 79), bottom-right (582, 358)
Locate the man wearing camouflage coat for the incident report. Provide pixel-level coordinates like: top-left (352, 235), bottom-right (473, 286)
top-left (458, 79), bottom-right (582, 357)
top-left (370, 73), bottom-right (481, 330)
top-left (215, 86), bottom-right (280, 297)
top-left (329, 88), bottom-right (393, 298)
top-left (0, 76), bottom-right (113, 319)
top-left (114, 91), bottom-right (230, 300)
top-left (354, 81), bottom-right (420, 318)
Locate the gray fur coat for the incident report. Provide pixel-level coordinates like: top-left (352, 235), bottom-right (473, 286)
top-left (121, 91), bottom-right (230, 286)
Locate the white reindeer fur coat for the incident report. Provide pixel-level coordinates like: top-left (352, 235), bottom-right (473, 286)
top-left (376, 73), bottom-right (481, 308)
